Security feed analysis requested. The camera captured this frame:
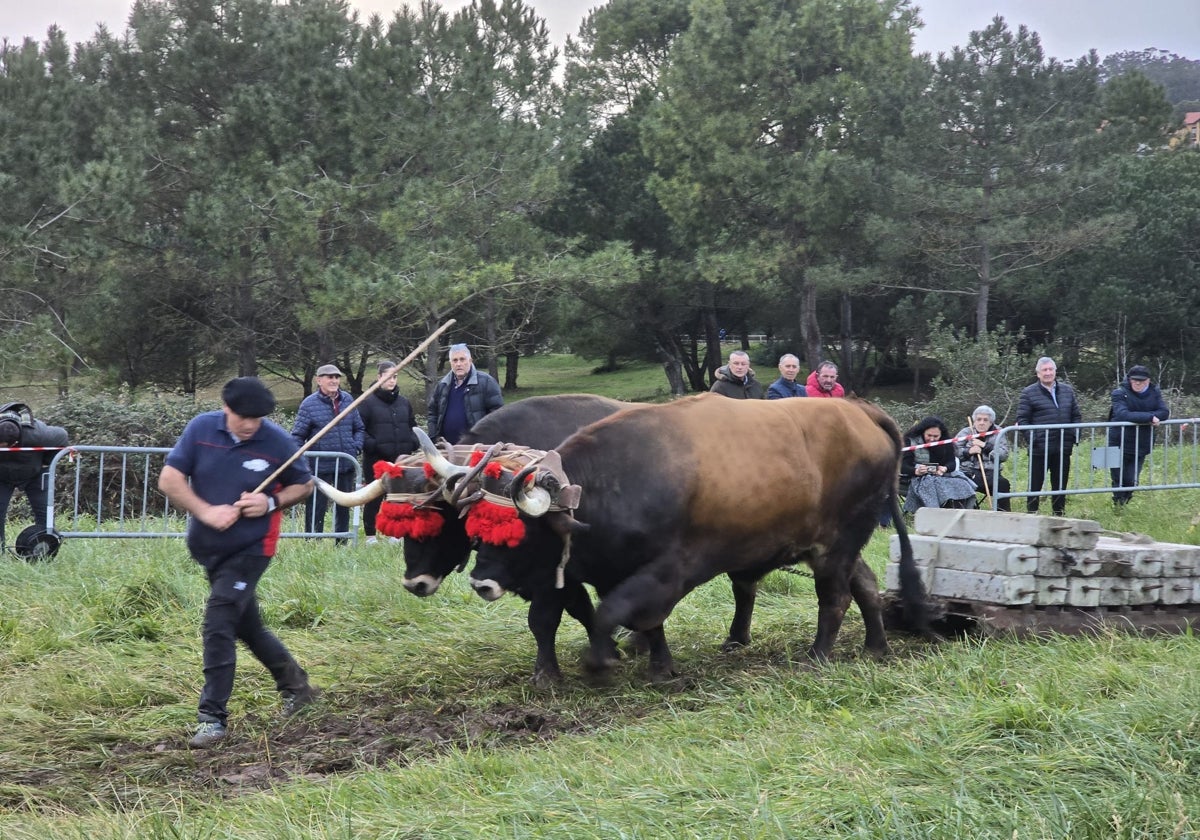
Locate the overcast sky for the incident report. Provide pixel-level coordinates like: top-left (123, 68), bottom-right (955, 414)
top-left (2, 0), bottom-right (1197, 62)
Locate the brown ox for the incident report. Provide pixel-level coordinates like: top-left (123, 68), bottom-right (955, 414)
top-left (458, 393), bottom-right (927, 681)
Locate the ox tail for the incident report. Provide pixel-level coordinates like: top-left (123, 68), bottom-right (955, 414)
top-left (889, 489), bottom-right (929, 634)
top-left (860, 398), bottom-right (931, 635)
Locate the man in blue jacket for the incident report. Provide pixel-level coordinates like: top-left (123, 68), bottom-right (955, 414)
top-left (291, 364), bottom-right (365, 540)
top-left (1108, 365), bottom-right (1170, 506)
top-left (766, 354), bottom-right (806, 399)
top-left (160, 377), bottom-right (318, 749)
top-left (427, 344), bottom-right (504, 444)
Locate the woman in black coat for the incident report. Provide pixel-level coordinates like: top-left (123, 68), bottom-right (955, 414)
top-left (358, 361), bottom-right (418, 542)
top-left (900, 416), bottom-right (978, 514)
top-left (1107, 365), bottom-right (1170, 506)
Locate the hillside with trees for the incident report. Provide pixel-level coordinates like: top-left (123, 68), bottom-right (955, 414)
top-left (0, 0), bottom-right (1195, 404)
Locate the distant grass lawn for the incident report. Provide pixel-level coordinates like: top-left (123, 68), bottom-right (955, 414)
top-left (498, 354), bottom-right (672, 403)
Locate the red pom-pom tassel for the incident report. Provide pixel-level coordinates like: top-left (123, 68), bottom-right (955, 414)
top-left (465, 499), bottom-right (526, 547)
top-left (377, 502), bottom-right (445, 541)
top-left (374, 461), bottom-right (406, 479)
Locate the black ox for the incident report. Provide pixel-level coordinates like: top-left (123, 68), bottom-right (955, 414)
top-left (442, 394), bottom-right (927, 681)
top-left (316, 394), bottom-right (630, 682)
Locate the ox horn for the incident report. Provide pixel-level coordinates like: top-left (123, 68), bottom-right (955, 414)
top-left (313, 476), bottom-right (384, 508)
top-left (414, 427), bottom-right (470, 480)
top-left (511, 464), bottom-right (554, 518)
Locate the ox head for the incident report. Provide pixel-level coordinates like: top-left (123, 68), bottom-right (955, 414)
top-left (449, 451), bottom-right (585, 602)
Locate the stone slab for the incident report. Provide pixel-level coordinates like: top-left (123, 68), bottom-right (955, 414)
top-left (912, 508), bottom-right (1100, 550)
top-left (1066, 576), bottom-right (1146, 607)
top-left (1036, 577), bottom-right (1070, 606)
top-left (886, 563), bottom-right (1036, 604)
top-left (889, 534), bottom-right (1050, 575)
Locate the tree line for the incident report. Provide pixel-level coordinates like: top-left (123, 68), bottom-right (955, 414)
top-left (1, 0), bottom-right (1197, 402)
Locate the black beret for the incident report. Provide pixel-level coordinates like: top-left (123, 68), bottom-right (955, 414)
top-left (221, 377), bottom-right (276, 418)
top-left (1127, 365), bottom-right (1151, 381)
top-left (0, 416), bottom-right (20, 446)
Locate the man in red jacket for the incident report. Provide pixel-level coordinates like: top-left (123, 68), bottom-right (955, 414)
top-left (805, 361), bottom-right (845, 398)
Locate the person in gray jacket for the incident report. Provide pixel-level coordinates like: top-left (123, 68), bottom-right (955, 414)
top-left (427, 344), bottom-right (504, 444)
top-left (291, 364), bottom-right (365, 540)
top-left (955, 405), bottom-right (1011, 511)
top-left (0, 403), bottom-right (69, 553)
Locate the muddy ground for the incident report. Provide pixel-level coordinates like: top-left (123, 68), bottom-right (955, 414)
top-left (5, 691), bottom-right (603, 812)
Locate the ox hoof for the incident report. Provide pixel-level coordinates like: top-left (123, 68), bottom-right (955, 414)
top-left (531, 668), bottom-right (563, 689)
top-left (619, 631), bottom-right (649, 657)
top-left (582, 650), bottom-right (620, 676)
top-left (648, 666), bottom-right (681, 685)
top-left (720, 635), bottom-right (750, 653)
top-left (861, 644), bottom-right (890, 662)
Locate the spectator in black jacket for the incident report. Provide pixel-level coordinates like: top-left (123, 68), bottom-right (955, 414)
top-left (1016, 356), bottom-right (1081, 516)
top-left (1108, 365), bottom-right (1170, 506)
top-left (427, 344), bottom-right (503, 444)
top-left (0, 403), bottom-right (69, 553)
top-left (358, 360), bottom-right (418, 543)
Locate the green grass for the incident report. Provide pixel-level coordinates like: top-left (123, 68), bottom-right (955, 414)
top-left (497, 355), bottom-right (673, 403)
top-left (2, 487), bottom-right (1200, 837)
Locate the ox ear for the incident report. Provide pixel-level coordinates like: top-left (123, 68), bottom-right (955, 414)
top-left (545, 510), bottom-right (587, 539)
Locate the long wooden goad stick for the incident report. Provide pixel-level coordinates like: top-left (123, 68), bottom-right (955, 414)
top-left (251, 318), bottom-right (457, 495)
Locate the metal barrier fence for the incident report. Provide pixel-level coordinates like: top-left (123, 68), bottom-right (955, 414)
top-left (23, 421), bottom-right (1200, 547)
top-left (42, 446), bottom-right (362, 543)
top-left (985, 419), bottom-right (1200, 511)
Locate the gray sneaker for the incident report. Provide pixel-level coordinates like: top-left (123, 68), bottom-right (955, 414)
top-left (188, 720), bottom-right (227, 749)
top-left (281, 685), bottom-right (322, 717)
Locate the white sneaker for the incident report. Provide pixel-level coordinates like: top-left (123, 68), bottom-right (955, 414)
top-left (388, 537), bottom-right (402, 544)
top-left (365, 536), bottom-right (378, 545)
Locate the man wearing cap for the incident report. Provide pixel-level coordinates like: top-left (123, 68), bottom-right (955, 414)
top-left (159, 377), bottom-right (319, 749)
top-left (0, 403), bottom-right (69, 554)
top-left (291, 363), bottom-right (365, 540)
top-left (1108, 365), bottom-right (1170, 506)
top-left (1016, 356), bottom-right (1082, 516)
top-left (357, 360), bottom-right (417, 543)
top-left (427, 343), bottom-right (504, 444)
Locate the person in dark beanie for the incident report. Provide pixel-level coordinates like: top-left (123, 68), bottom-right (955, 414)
top-left (0, 403), bottom-right (68, 553)
top-left (1108, 365), bottom-right (1170, 506)
top-left (358, 360), bottom-right (417, 543)
top-left (159, 377), bottom-right (319, 749)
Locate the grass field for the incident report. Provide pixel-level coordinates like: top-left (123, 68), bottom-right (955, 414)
top-left (2, 489), bottom-right (1199, 838)
top-left (4, 357), bottom-right (1200, 838)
